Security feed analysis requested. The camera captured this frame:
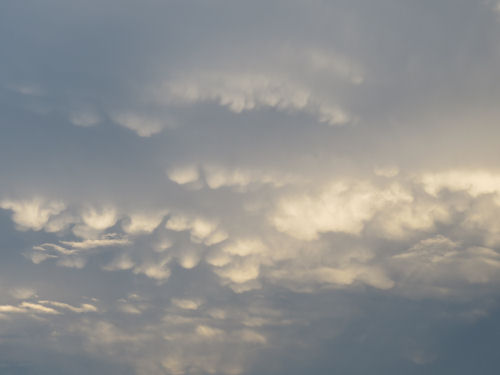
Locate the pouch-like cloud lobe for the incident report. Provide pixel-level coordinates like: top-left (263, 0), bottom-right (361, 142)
top-left (2, 0), bottom-right (500, 374)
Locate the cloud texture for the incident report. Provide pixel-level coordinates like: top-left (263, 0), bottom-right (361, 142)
top-left (2, 0), bottom-right (500, 374)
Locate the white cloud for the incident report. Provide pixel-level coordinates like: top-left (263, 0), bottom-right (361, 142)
top-left (176, 248), bottom-right (201, 269)
top-left (38, 300), bottom-right (98, 313)
top-left (222, 238), bottom-right (266, 257)
top-left (167, 165), bottom-right (200, 185)
top-left (154, 235), bottom-right (174, 252)
top-left (203, 165), bottom-right (294, 190)
top-left (205, 250), bottom-right (233, 267)
top-left (111, 112), bottom-right (169, 137)
top-left (5, 1), bottom-right (500, 373)
top-left (171, 298), bottom-right (203, 311)
top-left (170, 68), bottom-right (351, 124)
top-left (270, 180), bottom-right (409, 240)
top-left (214, 258), bottom-right (260, 284)
top-left (19, 302), bottom-right (60, 314)
top-left (195, 325), bottom-right (225, 340)
top-left (420, 170), bottom-right (500, 199)
top-left (373, 198), bottom-right (450, 239)
top-left (81, 206), bottom-right (118, 230)
top-left (0, 198), bottom-right (65, 231)
top-left (60, 235), bottom-right (131, 249)
top-left (33, 243), bottom-right (75, 255)
top-left (166, 213), bottom-right (226, 245)
top-left (204, 230), bottom-right (229, 246)
top-left (161, 46), bottom-right (361, 126)
top-left (165, 214), bottom-right (191, 232)
top-left (44, 213), bottom-right (79, 233)
top-left (0, 305), bottom-right (27, 314)
top-left (190, 218), bottom-right (217, 243)
top-left (133, 259), bottom-right (171, 281)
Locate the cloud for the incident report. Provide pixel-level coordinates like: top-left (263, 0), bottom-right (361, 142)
top-left (203, 164), bottom-right (295, 190)
top-left (19, 302), bottom-right (60, 315)
top-left (103, 254), bottom-right (135, 271)
top-left (81, 206), bottom-right (118, 230)
top-left (160, 45), bottom-right (361, 126)
top-left (167, 165), bottom-right (200, 185)
top-left (26, 252), bottom-right (58, 264)
top-left (165, 70), bottom-right (351, 126)
top-left (171, 298), bottom-right (203, 311)
top-left (0, 198), bottom-right (65, 231)
top-left (165, 213), bottom-right (227, 245)
top-left (420, 170), bottom-right (500, 199)
top-left (33, 243), bottom-right (75, 255)
top-left (69, 110), bottom-right (101, 127)
top-left (270, 180), bottom-right (409, 240)
top-left (118, 303), bottom-right (143, 315)
top-left (374, 165), bottom-right (400, 178)
top-left (56, 256), bottom-right (87, 269)
top-left (494, 1), bottom-right (500, 14)
top-left (268, 264), bottom-right (394, 291)
top-left (110, 112), bottom-right (170, 137)
top-left (60, 236), bottom-right (131, 249)
top-left (171, 244), bottom-right (202, 270)
top-left (9, 287), bottom-right (37, 300)
top-left (38, 300), bottom-right (98, 313)
top-left (392, 235), bottom-right (500, 294)
top-left (221, 238), bottom-right (266, 257)
top-left (0, 305), bottom-right (28, 314)
top-left (214, 258), bottom-right (260, 285)
top-left (133, 260), bottom-right (171, 281)
top-left (2, 1), bottom-right (500, 374)
top-left (236, 329), bottom-right (267, 344)
top-left (5, 83), bottom-right (44, 96)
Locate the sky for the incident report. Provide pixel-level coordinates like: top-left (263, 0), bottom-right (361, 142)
top-left (1, 0), bottom-right (500, 374)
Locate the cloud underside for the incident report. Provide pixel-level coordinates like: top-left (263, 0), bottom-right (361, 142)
top-left (2, 0), bottom-right (500, 374)
top-left (4, 169), bottom-right (500, 295)
top-left (5, 169), bottom-right (500, 373)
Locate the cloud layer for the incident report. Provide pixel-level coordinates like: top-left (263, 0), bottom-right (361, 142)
top-left (2, 0), bottom-right (500, 374)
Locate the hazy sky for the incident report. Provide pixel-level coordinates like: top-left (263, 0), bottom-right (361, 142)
top-left (2, 1), bottom-right (500, 374)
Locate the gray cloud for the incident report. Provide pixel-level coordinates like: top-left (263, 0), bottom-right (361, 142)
top-left (2, 0), bottom-right (500, 374)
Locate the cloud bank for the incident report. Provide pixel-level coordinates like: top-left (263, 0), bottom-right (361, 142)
top-left (2, 0), bottom-right (500, 374)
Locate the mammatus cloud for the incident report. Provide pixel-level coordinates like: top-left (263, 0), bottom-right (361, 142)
top-left (110, 112), bottom-right (172, 137)
top-left (68, 109), bottom-right (101, 127)
top-left (2, 0), bottom-right (500, 374)
top-left (4, 169), bottom-right (500, 296)
top-left (160, 47), bottom-right (361, 126)
top-left (168, 163), bottom-right (296, 191)
top-left (4, 167), bottom-right (500, 372)
top-left (165, 71), bottom-right (351, 126)
top-left (0, 198), bottom-right (65, 231)
top-left (167, 165), bottom-right (200, 186)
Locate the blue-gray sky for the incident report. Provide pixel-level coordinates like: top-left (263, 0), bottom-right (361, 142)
top-left (1, 0), bottom-right (500, 374)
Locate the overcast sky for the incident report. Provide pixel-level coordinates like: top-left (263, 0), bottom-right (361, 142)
top-left (1, 1), bottom-right (500, 374)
